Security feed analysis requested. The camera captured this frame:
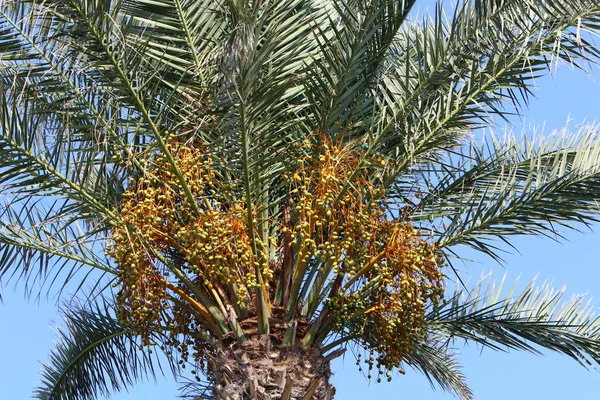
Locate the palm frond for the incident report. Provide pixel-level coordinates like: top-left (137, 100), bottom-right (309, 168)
top-left (0, 198), bottom-right (114, 299)
top-left (0, 50), bottom-right (120, 296)
top-left (34, 300), bottom-right (178, 400)
top-left (412, 124), bottom-right (600, 260)
top-left (127, 0), bottom-right (226, 74)
top-left (406, 341), bottom-right (473, 400)
top-left (0, 57), bottom-right (120, 219)
top-left (0, 1), bottom-right (145, 168)
top-left (303, 0), bottom-right (417, 134)
top-left (428, 276), bottom-right (600, 369)
top-left (377, 0), bottom-right (600, 181)
top-left (178, 378), bottom-right (213, 400)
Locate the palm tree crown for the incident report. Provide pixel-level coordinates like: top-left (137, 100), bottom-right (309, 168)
top-left (2, 0), bottom-right (600, 399)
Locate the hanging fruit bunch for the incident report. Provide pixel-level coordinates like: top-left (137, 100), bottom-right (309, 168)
top-left (108, 141), bottom-right (269, 363)
top-left (288, 136), bottom-right (445, 376)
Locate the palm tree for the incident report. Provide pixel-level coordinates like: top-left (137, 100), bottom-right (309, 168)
top-left (3, 0), bottom-right (600, 398)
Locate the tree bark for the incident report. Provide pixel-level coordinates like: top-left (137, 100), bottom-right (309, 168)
top-left (209, 335), bottom-right (335, 400)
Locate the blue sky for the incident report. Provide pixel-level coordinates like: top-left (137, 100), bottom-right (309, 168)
top-left (3, 5), bottom-right (600, 400)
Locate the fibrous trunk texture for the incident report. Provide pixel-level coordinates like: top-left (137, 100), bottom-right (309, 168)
top-left (209, 335), bottom-right (335, 400)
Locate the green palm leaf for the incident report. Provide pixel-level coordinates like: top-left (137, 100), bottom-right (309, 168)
top-left (406, 342), bottom-right (473, 400)
top-left (377, 0), bottom-right (600, 180)
top-left (428, 276), bottom-right (600, 368)
top-left (34, 300), bottom-right (178, 400)
top-left (414, 125), bottom-right (600, 260)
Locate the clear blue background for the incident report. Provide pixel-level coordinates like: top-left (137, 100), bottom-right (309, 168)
top-left (3, 3), bottom-right (600, 399)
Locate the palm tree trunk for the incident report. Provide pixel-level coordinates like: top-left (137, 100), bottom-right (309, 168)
top-left (209, 335), bottom-right (335, 400)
